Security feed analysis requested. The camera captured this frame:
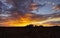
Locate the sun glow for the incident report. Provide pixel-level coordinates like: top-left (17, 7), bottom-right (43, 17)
top-left (0, 17), bottom-right (60, 27)
top-left (31, 18), bottom-right (60, 27)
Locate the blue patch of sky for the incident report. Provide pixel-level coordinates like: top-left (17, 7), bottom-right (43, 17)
top-left (32, 0), bottom-right (60, 15)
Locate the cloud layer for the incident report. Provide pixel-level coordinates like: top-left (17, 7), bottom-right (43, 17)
top-left (0, 0), bottom-right (60, 27)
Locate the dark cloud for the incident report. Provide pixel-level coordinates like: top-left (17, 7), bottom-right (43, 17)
top-left (53, 4), bottom-right (60, 11)
top-left (0, 0), bottom-right (47, 20)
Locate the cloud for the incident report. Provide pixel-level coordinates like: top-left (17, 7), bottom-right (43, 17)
top-left (0, 0), bottom-right (60, 27)
top-left (53, 4), bottom-right (60, 11)
top-left (42, 21), bottom-right (60, 26)
top-left (32, 18), bottom-right (60, 27)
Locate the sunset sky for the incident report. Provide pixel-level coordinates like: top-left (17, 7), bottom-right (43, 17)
top-left (0, 0), bottom-right (60, 27)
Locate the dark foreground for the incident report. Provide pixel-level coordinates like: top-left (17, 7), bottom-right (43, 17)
top-left (0, 26), bottom-right (60, 38)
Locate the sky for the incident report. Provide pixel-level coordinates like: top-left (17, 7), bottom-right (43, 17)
top-left (31, 0), bottom-right (60, 15)
top-left (0, 0), bottom-right (60, 27)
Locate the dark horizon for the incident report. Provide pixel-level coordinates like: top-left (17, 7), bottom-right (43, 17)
top-left (0, 25), bottom-right (60, 38)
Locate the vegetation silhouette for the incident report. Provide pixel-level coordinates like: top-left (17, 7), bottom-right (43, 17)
top-left (0, 24), bottom-right (60, 38)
